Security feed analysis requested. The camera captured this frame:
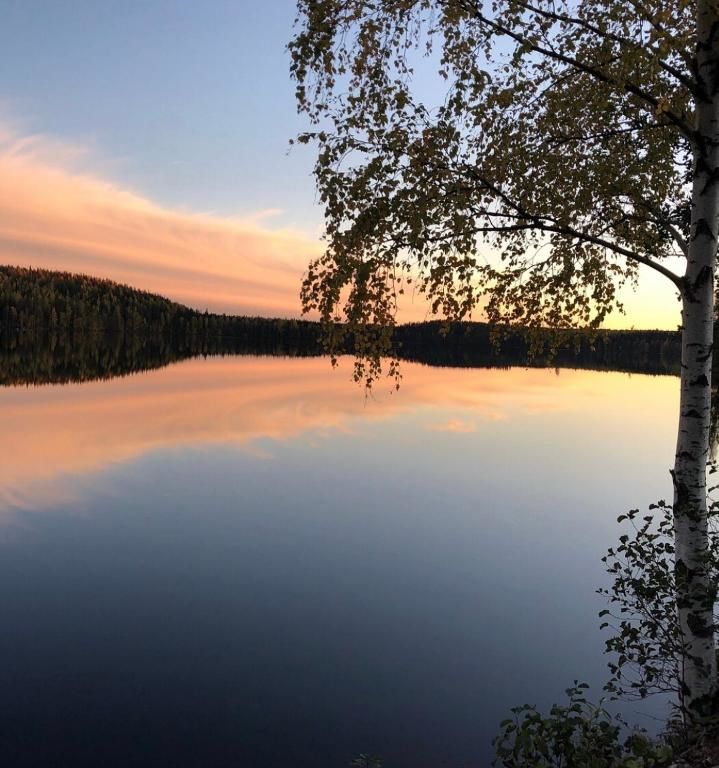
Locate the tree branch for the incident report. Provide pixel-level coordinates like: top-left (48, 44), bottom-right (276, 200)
top-left (457, 0), bottom-right (696, 140)
top-left (512, 0), bottom-right (698, 95)
top-left (460, 166), bottom-right (684, 288)
top-left (464, 220), bottom-right (683, 288)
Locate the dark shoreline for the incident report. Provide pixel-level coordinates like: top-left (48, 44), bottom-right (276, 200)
top-left (0, 264), bottom-right (685, 385)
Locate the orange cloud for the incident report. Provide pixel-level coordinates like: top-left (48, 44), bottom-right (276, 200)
top-left (0, 127), bottom-right (322, 316)
top-left (0, 124), bottom-right (680, 327)
top-left (431, 418), bottom-right (479, 432)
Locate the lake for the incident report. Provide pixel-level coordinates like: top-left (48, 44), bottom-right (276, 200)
top-left (0, 355), bottom-right (678, 767)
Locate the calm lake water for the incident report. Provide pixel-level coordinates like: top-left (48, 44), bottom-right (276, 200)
top-left (0, 356), bottom-right (678, 767)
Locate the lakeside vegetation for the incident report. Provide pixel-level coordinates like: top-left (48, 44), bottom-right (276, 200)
top-left (0, 265), bottom-right (684, 385)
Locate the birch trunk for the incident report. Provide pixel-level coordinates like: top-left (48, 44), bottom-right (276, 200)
top-left (673, 0), bottom-right (719, 719)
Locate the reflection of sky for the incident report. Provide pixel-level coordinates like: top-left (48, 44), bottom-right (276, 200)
top-left (0, 356), bottom-right (677, 518)
top-left (0, 359), bottom-right (677, 765)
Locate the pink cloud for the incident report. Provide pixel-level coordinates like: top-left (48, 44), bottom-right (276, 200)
top-left (0, 126), bottom-right (322, 316)
top-left (0, 124), bottom-right (678, 327)
top-left (431, 418), bottom-right (478, 433)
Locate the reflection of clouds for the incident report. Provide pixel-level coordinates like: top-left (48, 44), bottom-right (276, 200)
top-left (0, 357), bottom-right (676, 520)
top-left (0, 125), bottom-right (319, 316)
top-left (1, 479), bottom-right (80, 515)
top-left (523, 401), bottom-right (568, 414)
top-left (431, 419), bottom-right (478, 433)
top-left (0, 357), bottom-right (369, 517)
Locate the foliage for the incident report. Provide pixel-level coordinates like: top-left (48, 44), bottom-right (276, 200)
top-left (493, 684), bottom-right (673, 768)
top-left (599, 502), bottom-right (684, 703)
top-left (290, 0), bottom-right (691, 381)
top-left (598, 491), bottom-right (719, 716)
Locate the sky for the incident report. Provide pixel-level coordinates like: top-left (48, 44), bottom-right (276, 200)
top-left (0, 0), bottom-right (680, 327)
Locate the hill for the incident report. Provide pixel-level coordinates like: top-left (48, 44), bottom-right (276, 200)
top-left (0, 265), bottom-right (321, 350)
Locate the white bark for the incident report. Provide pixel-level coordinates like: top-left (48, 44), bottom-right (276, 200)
top-left (673, 0), bottom-right (719, 719)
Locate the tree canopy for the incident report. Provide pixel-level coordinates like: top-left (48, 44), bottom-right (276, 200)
top-left (290, 0), bottom-right (694, 375)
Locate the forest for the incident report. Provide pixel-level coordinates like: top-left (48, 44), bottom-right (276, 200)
top-left (0, 264), bottom-right (686, 384)
top-left (0, 265), bottom-right (322, 349)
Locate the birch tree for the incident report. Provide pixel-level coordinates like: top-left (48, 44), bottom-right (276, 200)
top-left (290, 0), bottom-right (719, 719)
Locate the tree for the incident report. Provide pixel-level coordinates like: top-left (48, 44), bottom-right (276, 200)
top-left (289, 0), bottom-right (719, 719)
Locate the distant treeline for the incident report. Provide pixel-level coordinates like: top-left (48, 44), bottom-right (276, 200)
top-left (0, 264), bottom-right (687, 385)
top-left (0, 265), bottom-right (322, 351)
top-left (394, 322), bottom-right (682, 376)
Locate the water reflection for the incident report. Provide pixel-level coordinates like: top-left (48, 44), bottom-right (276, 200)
top-left (0, 357), bottom-right (678, 767)
top-left (0, 356), bottom-right (675, 518)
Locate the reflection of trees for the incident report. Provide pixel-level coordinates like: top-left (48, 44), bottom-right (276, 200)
top-left (395, 322), bottom-right (681, 377)
top-left (0, 330), bottom-right (323, 387)
top-left (0, 324), bottom-right (684, 388)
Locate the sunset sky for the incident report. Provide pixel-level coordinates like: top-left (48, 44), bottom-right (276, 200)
top-left (0, 1), bottom-right (681, 328)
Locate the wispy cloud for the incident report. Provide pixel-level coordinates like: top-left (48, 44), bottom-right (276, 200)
top-left (0, 121), bottom-right (678, 327)
top-left (430, 418), bottom-right (479, 433)
top-left (0, 125), bottom-right (322, 316)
